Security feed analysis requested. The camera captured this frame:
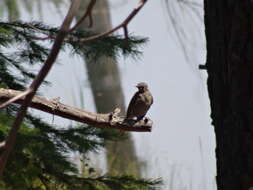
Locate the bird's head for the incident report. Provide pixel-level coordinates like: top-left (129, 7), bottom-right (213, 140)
top-left (136, 82), bottom-right (148, 92)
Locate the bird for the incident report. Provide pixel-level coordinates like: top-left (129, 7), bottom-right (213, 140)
top-left (126, 82), bottom-right (153, 122)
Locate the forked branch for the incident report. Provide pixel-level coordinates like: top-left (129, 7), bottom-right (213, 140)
top-left (28, 0), bottom-right (147, 42)
top-left (76, 0), bottom-right (148, 42)
top-left (0, 0), bottom-right (149, 177)
top-left (69, 0), bottom-right (96, 32)
top-left (0, 0), bottom-right (82, 176)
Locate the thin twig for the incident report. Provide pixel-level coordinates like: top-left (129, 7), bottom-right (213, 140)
top-left (0, 0), bottom-right (149, 176)
top-left (27, 0), bottom-right (97, 41)
top-left (0, 88), bottom-right (152, 132)
top-left (28, 0), bottom-right (147, 43)
top-left (69, 0), bottom-right (96, 32)
top-left (123, 26), bottom-right (128, 39)
top-left (76, 0), bottom-right (147, 43)
top-left (0, 0), bottom-right (82, 176)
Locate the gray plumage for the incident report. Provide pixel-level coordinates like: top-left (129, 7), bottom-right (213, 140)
top-left (126, 82), bottom-right (153, 121)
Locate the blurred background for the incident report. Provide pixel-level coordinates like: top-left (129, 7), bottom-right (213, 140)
top-left (3, 0), bottom-right (216, 189)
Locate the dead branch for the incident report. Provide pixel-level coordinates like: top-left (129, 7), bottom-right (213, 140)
top-left (69, 0), bottom-right (96, 32)
top-left (0, 0), bottom-right (82, 176)
top-left (0, 88), bottom-right (152, 132)
top-left (0, 89), bottom-right (32, 109)
top-left (29, 0), bottom-right (148, 42)
top-left (0, 0), bottom-right (149, 177)
top-left (76, 0), bottom-right (148, 42)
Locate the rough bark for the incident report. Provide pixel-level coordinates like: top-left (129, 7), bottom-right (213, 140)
top-left (76, 1), bottom-right (141, 176)
top-left (204, 0), bottom-right (253, 189)
top-left (0, 88), bottom-right (152, 132)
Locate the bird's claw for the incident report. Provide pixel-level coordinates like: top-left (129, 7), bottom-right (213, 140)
top-left (109, 108), bottom-right (121, 125)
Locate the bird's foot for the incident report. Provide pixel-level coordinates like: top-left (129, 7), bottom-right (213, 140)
top-left (123, 119), bottom-right (136, 126)
top-left (143, 117), bottom-right (150, 123)
top-left (109, 108), bottom-right (121, 125)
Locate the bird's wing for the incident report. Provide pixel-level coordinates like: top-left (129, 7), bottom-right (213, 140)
top-left (126, 92), bottom-right (140, 118)
top-left (150, 93), bottom-right (154, 105)
top-left (145, 90), bottom-right (153, 105)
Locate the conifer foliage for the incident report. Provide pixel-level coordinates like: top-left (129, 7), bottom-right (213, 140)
top-left (0, 1), bottom-right (161, 189)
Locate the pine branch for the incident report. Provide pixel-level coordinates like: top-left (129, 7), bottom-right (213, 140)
top-left (0, 0), bottom-right (149, 177)
top-left (0, 0), bottom-right (82, 176)
top-left (25, 0), bottom-right (148, 42)
top-left (0, 88), bottom-right (153, 132)
top-left (69, 0), bottom-right (96, 32)
top-left (75, 0), bottom-right (148, 42)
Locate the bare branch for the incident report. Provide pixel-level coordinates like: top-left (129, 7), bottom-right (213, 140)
top-left (0, 0), bottom-right (150, 176)
top-left (69, 0), bottom-right (96, 32)
top-left (123, 26), bottom-right (129, 39)
top-left (29, 0), bottom-right (148, 43)
top-left (76, 0), bottom-right (148, 43)
top-left (0, 0), bottom-right (82, 176)
top-left (0, 88), bottom-right (153, 132)
top-left (0, 88), bottom-right (32, 109)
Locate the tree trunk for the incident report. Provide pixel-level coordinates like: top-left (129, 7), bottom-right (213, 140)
top-left (204, 1), bottom-right (253, 189)
top-left (76, 1), bottom-right (141, 176)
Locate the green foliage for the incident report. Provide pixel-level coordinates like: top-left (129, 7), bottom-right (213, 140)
top-left (0, 21), bottom-right (147, 89)
top-left (61, 175), bottom-right (162, 190)
top-left (0, 20), bottom-right (160, 190)
top-left (68, 32), bottom-right (148, 60)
